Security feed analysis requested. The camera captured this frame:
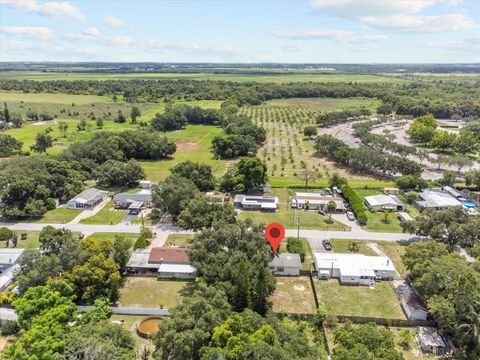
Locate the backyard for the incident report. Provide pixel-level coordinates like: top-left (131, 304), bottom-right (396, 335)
top-left (118, 277), bottom-right (193, 309)
top-left (165, 234), bottom-right (194, 247)
top-left (238, 188), bottom-right (348, 230)
top-left (314, 279), bottom-right (405, 319)
top-left (271, 276), bottom-right (316, 314)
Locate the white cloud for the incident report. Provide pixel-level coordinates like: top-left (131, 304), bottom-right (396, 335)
top-left (0, 0), bottom-right (85, 21)
top-left (274, 28), bottom-right (387, 43)
top-left (83, 27), bottom-right (100, 37)
top-left (104, 35), bottom-right (134, 46)
top-left (309, 0), bottom-right (477, 32)
top-left (0, 26), bottom-right (54, 40)
top-left (103, 16), bottom-right (131, 28)
top-left (424, 36), bottom-right (480, 53)
top-left (277, 43), bottom-right (307, 52)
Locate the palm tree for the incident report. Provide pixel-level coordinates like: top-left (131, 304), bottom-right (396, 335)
top-left (457, 303), bottom-right (480, 355)
top-left (327, 200), bottom-right (336, 220)
top-left (348, 241), bottom-right (360, 253)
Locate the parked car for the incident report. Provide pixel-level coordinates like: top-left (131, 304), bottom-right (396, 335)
top-left (324, 188), bottom-right (333, 195)
top-left (346, 211), bottom-right (355, 221)
top-left (322, 239), bottom-right (332, 251)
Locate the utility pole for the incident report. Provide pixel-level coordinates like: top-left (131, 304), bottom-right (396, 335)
top-left (297, 214), bottom-right (300, 241)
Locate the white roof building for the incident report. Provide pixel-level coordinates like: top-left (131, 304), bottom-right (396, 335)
top-left (291, 192), bottom-right (346, 211)
top-left (234, 195), bottom-right (278, 211)
top-left (364, 194), bottom-right (404, 211)
top-left (417, 190), bottom-right (462, 210)
top-left (67, 188), bottom-right (108, 210)
top-left (314, 252), bottom-right (396, 285)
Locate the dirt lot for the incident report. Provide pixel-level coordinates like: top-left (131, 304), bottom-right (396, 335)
top-left (175, 140), bottom-right (199, 151)
top-left (271, 276), bottom-right (316, 314)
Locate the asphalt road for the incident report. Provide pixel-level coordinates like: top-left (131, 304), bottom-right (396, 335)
top-left (0, 222), bottom-right (411, 242)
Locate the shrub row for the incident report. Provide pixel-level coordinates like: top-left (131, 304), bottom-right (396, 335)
top-left (341, 185), bottom-right (367, 225)
top-left (286, 237), bottom-right (305, 262)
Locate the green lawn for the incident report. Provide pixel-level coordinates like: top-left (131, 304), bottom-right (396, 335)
top-left (330, 239), bottom-right (377, 256)
top-left (15, 231), bottom-right (41, 249)
top-left (86, 232), bottom-right (139, 243)
top-left (79, 201), bottom-right (127, 225)
top-left (238, 188), bottom-right (348, 230)
top-left (377, 242), bottom-right (408, 277)
top-left (138, 124), bottom-right (227, 181)
top-left (352, 188), bottom-right (415, 233)
top-left (118, 277), bottom-right (192, 309)
top-left (165, 234), bottom-right (194, 247)
top-left (25, 207), bottom-right (82, 224)
top-left (314, 279), bottom-right (405, 319)
top-left (271, 276), bottom-right (316, 314)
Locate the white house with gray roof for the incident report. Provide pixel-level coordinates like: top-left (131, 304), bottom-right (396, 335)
top-left (113, 190), bottom-right (153, 210)
top-left (268, 253), bottom-right (301, 276)
top-left (67, 188), bottom-right (108, 210)
top-left (364, 194), bottom-right (404, 212)
top-left (416, 190), bottom-right (462, 210)
top-left (0, 248), bottom-right (24, 292)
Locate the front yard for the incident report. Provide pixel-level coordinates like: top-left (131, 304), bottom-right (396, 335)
top-left (314, 279), bottom-right (405, 319)
top-left (25, 207), bottom-right (82, 224)
top-left (118, 277), bottom-right (192, 309)
top-left (80, 201), bottom-right (127, 225)
top-left (238, 188), bottom-right (349, 230)
top-left (271, 276), bottom-right (316, 314)
top-left (165, 234), bottom-right (194, 247)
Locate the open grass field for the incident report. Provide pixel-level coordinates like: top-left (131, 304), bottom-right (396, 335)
top-left (25, 207), bottom-right (82, 224)
top-left (118, 277), bottom-right (192, 309)
top-left (86, 232), bottom-right (139, 243)
top-left (271, 276), bottom-right (316, 314)
top-left (0, 71), bottom-right (407, 83)
top-left (0, 91), bottom-right (114, 104)
top-left (14, 231), bottom-right (41, 249)
top-left (314, 279), bottom-right (405, 319)
top-left (240, 102), bottom-right (394, 188)
top-left (79, 201), bottom-right (127, 225)
top-left (165, 234), bottom-right (194, 247)
top-left (330, 239), bottom-right (378, 255)
top-left (139, 124), bottom-right (227, 180)
top-left (238, 188), bottom-right (348, 230)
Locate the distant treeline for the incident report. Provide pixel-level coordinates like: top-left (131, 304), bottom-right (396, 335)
top-left (1, 79), bottom-right (479, 118)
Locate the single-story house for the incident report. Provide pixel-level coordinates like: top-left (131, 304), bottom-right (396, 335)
top-left (314, 252), bottom-right (396, 285)
top-left (126, 247), bottom-right (196, 280)
top-left (417, 327), bottom-right (446, 355)
top-left (234, 195), bottom-right (278, 212)
top-left (364, 194), bottom-right (404, 212)
top-left (416, 190), bottom-right (462, 210)
top-left (268, 253), bottom-right (301, 276)
top-left (291, 192), bottom-right (346, 212)
top-left (205, 192), bottom-right (229, 204)
top-left (442, 186), bottom-right (462, 199)
top-left (384, 187), bottom-right (400, 195)
top-left (398, 211), bottom-right (413, 222)
top-left (113, 190), bottom-right (153, 214)
top-left (139, 180), bottom-right (157, 189)
top-left (67, 188), bottom-right (108, 210)
top-left (396, 284), bottom-right (428, 320)
top-left (0, 248), bottom-right (24, 292)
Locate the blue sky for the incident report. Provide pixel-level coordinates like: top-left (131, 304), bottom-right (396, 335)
top-left (0, 0), bottom-right (479, 63)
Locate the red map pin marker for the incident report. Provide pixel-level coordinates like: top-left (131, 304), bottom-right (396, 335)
top-left (265, 223), bottom-right (285, 254)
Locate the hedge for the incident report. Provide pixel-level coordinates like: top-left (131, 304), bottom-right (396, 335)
top-left (341, 185), bottom-right (368, 225)
top-left (287, 237), bottom-right (305, 262)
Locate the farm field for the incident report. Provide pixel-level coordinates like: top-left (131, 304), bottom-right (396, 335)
top-left (314, 279), bottom-right (405, 319)
top-left (0, 71), bottom-right (408, 83)
top-left (0, 91), bottom-right (114, 104)
top-left (238, 188), bottom-right (348, 230)
top-left (240, 102), bottom-right (394, 188)
top-left (271, 276), bottom-right (316, 314)
top-left (79, 201), bottom-right (127, 225)
top-left (139, 124), bottom-right (227, 180)
top-left (118, 277), bottom-right (192, 309)
top-left (267, 97), bottom-right (380, 109)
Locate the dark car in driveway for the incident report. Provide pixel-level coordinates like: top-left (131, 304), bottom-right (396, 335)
top-left (322, 239), bottom-right (332, 251)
